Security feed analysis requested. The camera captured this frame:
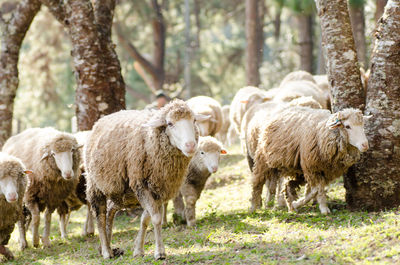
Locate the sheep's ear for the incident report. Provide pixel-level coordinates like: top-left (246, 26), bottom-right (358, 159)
top-left (74, 144), bottom-right (84, 150)
top-left (40, 152), bottom-right (50, 161)
top-left (24, 170), bottom-right (33, 175)
top-left (220, 149), bottom-right (227, 155)
top-left (210, 117), bottom-right (218, 123)
top-left (240, 100), bottom-right (249, 104)
top-left (326, 113), bottom-right (343, 129)
top-left (142, 118), bottom-right (166, 128)
top-left (195, 114), bottom-right (211, 122)
top-left (363, 115), bottom-right (372, 122)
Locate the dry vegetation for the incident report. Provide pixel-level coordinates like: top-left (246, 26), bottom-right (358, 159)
top-left (2, 144), bottom-right (400, 264)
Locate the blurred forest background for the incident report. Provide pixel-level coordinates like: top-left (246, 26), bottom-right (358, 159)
top-left (1, 0), bottom-right (382, 132)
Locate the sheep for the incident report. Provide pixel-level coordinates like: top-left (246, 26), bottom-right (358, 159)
top-left (2, 127), bottom-right (81, 248)
top-left (274, 80), bottom-right (328, 109)
top-left (186, 96), bottom-right (223, 136)
top-left (313, 74), bottom-right (332, 110)
top-left (85, 99), bottom-right (207, 259)
top-left (57, 130), bottom-right (94, 238)
top-left (165, 136), bottom-right (226, 227)
top-left (250, 107), bottom-right (369, 214)
top-left (0, 152), bottom-right (29, 260)
top-left (229, 86), bottom-right (271, 136)
top-left (280, 70), bottom-right (316, 87)
top-left (243, 97), bottom-right (322, 208)
top-left (215, 105), bottom-right (231, 145)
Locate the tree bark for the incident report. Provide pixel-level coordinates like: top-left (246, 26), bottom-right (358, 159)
top-left (0, 0), bottom-right (41, 148)
top-left (297, 14), bottom-right (313, 74)
top-left (349, 3), bottom-right (367, 67)
top-left (315, 0), bottom-right (364, 112)
top-left (245, 0), bottom-right (261, 86)
top-left (375, 0), bottom-right (387, 23)
top-left (344, 0), bottom-right (400, 211)
top-left (41, 0), bottom-right (126, 131)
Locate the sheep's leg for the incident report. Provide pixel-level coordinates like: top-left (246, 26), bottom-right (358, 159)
top-left (184, 196), bottom-right (197, 227)
top-left (149, 204), bottom-right (165, 260)
top-left (83, 204), bottom-right (95, 236)
top-left (162, 202), bottom-right (168, 226)
top-left (265, 174), bottom-right (278, 208)
top-left (250, 173), bottom-right (265, 212)
top-left (29, 203), bottom-right (40, 248)
top-left (316, 184), bottom-right (330, 214)
top-left (18, 212), bottom-right (28, 250)
top-left (42, 208), bottom-right (53, 247)
top-left (292, 185), bottom-right (318, 210)
top-left (276, 178), bottom-right (286, 207)
top-left (0, 245), bottom-right (14, 260)
top-left (133, 210), bottom-right (150, 257)
top-left (172, 192), bottom-right (186, 224)
top-left (59, 214), bottom-right (68, 239)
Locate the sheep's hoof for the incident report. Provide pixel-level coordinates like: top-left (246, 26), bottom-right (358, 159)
top-left (155, 252), bottom-right (166, 260)
top-left (320, 207), bottom-right (331, 215)
top-left (172, 213), bottom-right (186, 225)
top-left (133, 249), bottom-right (144, 257)
top-left (186, 220), bottom-right (196, 227)
top-left (112, 248), bottom-right (124, 257)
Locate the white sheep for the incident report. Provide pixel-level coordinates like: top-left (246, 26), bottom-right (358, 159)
top-left (186, 96), bottom-right (223, 136)
top-left (2, 127), bottom-right (81, 248)
top-left (250, 107), bottom-right (369, 214)
top-left (0, 152), bottom-right (29, 260)
top-left (215, 105), bottom-right (231, 145)
top-left (85, 99), bottom-right (207, 259)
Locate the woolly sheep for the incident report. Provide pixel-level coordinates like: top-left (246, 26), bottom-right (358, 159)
top-left (85, 99), bottom-right (206, 259)
top-left (280, 70), bottom-right (316, 87)
top-left (2, 128), bottom-right (81, 248)
top-left (57, 130), bottom-right (94, 238)
top-left (166, 136), bottom-right (226, 227)
top-left (215, 105), bottom-right (231, 145)
top-left (243, 97), bottom-right (322, 207)
top-left (313, 74), bottom-right (332, 110)
top-left (250, 107), bottom-right (369, 214)
top-left (186, 96), bottom-right (223, 136)
top-left (0, 153), bottom-right (29, 260)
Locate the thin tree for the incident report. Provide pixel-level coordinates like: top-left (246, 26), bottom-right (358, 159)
top-left (349, 0), bottom-right (367, 67)
top-left (0, 0), bottom-right (41, 147)
top-left (40, 0), bottom-right (126, 130)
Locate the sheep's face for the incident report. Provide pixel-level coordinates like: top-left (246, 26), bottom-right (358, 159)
top-left (166, 117), bottom-right (198, 157)
top-left (327, 110), bottom-right (369, 153)
top-left (195, 137), bottom-right (227, 173)
top-left (53, 150), bottom-right (75, 180)
top-left (0, 163), bottom-right (27, 203)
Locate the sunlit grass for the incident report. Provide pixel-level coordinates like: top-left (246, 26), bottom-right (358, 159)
top-left (3, 144), bottom-right (400, 264)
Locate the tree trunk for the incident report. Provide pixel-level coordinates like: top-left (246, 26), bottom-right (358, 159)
top-left (42, 0), bottom-right (126, 131)
top-left (274, 7), bottom-right (282, 40)
top-left (297, 14), bottom-right (313, 74)
top-left (315, 0), bottom-right (364, 112)
top-left (245, 0), bottom-right (261, 86)
top-left (345, 1), bottom-right (400, 211)
top-left (0, 0), bottom-right (41, 148)
top-left (375, 0), bottom-right (387, 23)
top-left (349, 3), bottom-right (367, 67)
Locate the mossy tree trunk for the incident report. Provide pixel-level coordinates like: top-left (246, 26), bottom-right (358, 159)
top-left (315, 0), bottom-right (364, 112)
top-left (345, 1), bottom-right (400, 210)
top-left (41, 0), bottom-right (126, 131)
top-left (0, 0), bottom-right (41, 148)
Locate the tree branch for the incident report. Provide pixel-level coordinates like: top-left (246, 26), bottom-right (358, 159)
top-left (114, 22), bottom-right (158, 78)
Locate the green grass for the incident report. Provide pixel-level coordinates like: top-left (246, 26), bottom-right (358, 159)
top-left (3, 144), bottom-right (400, 264)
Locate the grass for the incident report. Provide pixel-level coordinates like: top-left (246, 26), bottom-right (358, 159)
top-left (3, 144), bottom-right (400, 264)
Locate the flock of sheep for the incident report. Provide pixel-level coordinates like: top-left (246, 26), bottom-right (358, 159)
top-left (0, 70), bottom-right (370, 261)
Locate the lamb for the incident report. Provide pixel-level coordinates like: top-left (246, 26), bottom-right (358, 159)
top-left (186, 96), bottom-right (223, 136)
top-left (2, 127), bottom-right (81, 248)
top-left (215, 105), bottom-right (231, 145)
top-left (0, 153), bottom-right (29, 260)
top-left (243, 97), bottom-right (322, 208)
top-left (85, 99), bottom-right (206, 259)
top-left (166, 136), bottom-right (226, 227)
top-left (57, 130), bottom-right (94, 238)
top-left (250, 107), bottom-right (369, 214)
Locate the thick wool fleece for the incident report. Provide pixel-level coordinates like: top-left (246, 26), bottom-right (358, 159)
top-left (187, 96), bottom-right (223, 136)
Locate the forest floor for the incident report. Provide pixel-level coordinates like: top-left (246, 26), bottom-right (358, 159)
top-left (3, 144), bottom-right (400, 265)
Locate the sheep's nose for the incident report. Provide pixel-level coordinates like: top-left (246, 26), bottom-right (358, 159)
top-left (64, 171), bottom-right (74, 180)
top-left (185, 141), bottom-right (196, 153)
top-left (361, 142), bottom-right (369, 152)
top-left (7, 192), bottom-right (18, 202)
top-left (211, 166), bottom-right (218, 173)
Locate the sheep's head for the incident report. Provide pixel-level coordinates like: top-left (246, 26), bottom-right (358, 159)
top-left (326, 109), bottom-right (369, 152)
top-left (0, 155), bottom-right (31, 203)
top-left (143, 99), bottom-right (208, 157)
top-left (194, 136), bottom-right (227, 174)
top-left (41, 135), bottom-right (81, 180)
top-left (194, 115), bottom-right (217, 136)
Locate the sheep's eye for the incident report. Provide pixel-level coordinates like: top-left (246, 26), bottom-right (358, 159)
top-left (200, 151), bottom-right (205, 155)
top-left (167, 122), bottom-right (173, 127)
top-left (345, 125), bottom-right (351, 129)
